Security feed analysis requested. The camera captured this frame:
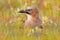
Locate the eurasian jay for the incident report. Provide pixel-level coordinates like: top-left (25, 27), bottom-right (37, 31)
top-left (18, 6), bottom-right (43, 35)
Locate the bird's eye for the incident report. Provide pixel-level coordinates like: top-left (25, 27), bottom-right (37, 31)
top-left (27, 9), bottom-right (31, 11)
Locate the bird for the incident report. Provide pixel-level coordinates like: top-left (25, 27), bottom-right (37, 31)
top-left (18, 6), bottom-right (43, 36)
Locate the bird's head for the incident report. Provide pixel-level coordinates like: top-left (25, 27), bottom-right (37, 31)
top-left (18, 6), bottom-right (39, 18)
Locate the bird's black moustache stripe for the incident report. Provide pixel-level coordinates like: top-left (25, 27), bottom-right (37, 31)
top-left (25, 12), bottom-right (30, 14)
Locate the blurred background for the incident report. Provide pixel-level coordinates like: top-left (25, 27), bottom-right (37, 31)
top-left (0, 0), bottom-right (60, 40)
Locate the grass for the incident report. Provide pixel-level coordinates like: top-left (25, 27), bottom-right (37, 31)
top-left (0, 0), bottom-right (60, 40)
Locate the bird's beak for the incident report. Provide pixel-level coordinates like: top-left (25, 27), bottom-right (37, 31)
top-left (18, 9), bottom-right (30, 14)
top-left (18, 10), bottom-right (25, 13)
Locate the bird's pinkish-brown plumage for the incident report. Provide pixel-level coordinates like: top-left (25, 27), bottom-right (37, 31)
top-left (25, 6), bottom-right (43, 28)
top-left (18, 6), bottom-right (43, 34)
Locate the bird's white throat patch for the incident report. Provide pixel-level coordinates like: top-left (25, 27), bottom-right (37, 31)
top-left (26, 14), bottom-right (32, 20)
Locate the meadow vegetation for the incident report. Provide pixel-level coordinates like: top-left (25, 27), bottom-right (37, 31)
top-left (0, 0), bottom-right (60, 40)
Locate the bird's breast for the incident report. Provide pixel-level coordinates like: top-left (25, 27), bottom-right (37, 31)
top-left (25, 15), bottom-right (42, 27)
